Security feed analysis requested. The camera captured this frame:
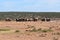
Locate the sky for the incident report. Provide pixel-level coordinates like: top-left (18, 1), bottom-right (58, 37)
top-left (0, 0), bottom-right (60, 12)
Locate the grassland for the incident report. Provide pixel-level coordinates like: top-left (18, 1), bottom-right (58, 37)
top-left (0, 12), bottom-right (60, 40)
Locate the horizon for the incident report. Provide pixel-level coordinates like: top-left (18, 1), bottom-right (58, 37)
top-left (0, 11), bottom-right (60, 13)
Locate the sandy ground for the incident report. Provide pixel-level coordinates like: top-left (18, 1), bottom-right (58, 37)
top-left (0, 21), bottom-right (60, 40)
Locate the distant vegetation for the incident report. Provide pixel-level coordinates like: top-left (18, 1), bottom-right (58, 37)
top-left (0, 12), bottom-right (60, 21)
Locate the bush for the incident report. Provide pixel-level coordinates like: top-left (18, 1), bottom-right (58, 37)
top-left (56, 32), bottom-right (60, 35)
top-left (15, 30), bottom-right (20, 33)
top-left (0, 29), bottom-right (10, 31)
top-left (41, 29), bottom-right (53, 33)
top-left (42, 29), bottom-right (47, 33)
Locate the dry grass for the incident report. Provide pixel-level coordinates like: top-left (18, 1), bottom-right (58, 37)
top-left (0, 21), bottom-right (59, 40)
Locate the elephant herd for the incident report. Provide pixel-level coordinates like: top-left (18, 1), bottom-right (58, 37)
top-left (5, 17), bottom-right (51, 22)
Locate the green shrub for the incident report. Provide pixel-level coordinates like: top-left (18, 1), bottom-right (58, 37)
top-left (42, 29), bottom-right (47, 32)
top-left (0, 29), bottom-right (10, 31)
top-left (42, 29), bottom-right (53, 33)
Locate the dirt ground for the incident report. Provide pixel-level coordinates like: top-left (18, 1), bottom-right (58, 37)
top-left (0, 21), bottom-right (60, 40)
